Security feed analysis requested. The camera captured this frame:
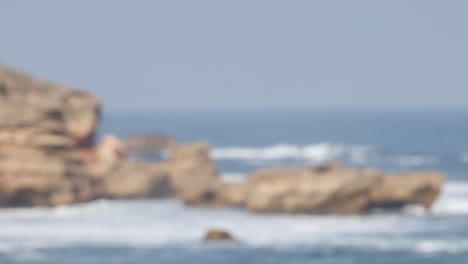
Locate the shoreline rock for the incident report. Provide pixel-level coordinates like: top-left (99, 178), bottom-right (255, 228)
top-left (0, 64), bottom-right (446, 215)
top-left (203, 229), bottom-right (236, 242)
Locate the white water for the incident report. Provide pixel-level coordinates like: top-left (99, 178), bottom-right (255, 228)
top-left (211, 143), bottom-right (443, 167)
top-left (211, 143), bottom-right (366, 163)
top-left (0, 181), bottom-right (467, 255)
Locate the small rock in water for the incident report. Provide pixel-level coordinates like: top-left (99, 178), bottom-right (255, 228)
top-left (203, 229), bottom-right (236, 242)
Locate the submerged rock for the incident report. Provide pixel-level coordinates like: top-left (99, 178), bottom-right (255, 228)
top-left (203, 229), bottom-right (236, 242)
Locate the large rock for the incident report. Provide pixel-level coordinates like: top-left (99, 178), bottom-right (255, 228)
top-left (0, 65), bottom-right (101, 148)
top-left (246, 164), bottom-right (382, 214)
top-left (0, 66), bottom-right (173, 206)
top-left (166, 141), bottom-right (221, 205)
top-left (369, 171), bottom-right (444, 210)
top-left (239, 163), bottom-right (444, 214)
top-left (0, 65), bottom-right (103, 206)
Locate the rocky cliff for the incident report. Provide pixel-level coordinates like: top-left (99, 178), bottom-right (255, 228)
top-left (0, 66), bottom-right (171, 206)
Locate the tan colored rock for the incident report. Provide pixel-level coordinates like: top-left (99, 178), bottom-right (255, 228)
top-left (0, 147), bottom-right (99, 206)
top-left (234, 163), bottom-right (444, 214)
top-left (214, 182), bottom-right (250, 207)
top-left (369, 171), bottom-right (444, 209)
top-left (246, 165), bottom-right (382, 214)
top-left (203, 229), bottom-right (236, 242)
top-left (101, 162), bottom-right (172, 199)
top-left (0, 65), bottom-right (103, 207)
top-left (0, 65), bottom-right (101, 148)
top-left (167, 141), bottom-right (221, 205)
top-left (95, 134), bottom-right (127, 166)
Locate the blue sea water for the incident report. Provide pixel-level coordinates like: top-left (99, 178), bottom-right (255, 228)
top-left (1, 109), bottom-right (468, 264)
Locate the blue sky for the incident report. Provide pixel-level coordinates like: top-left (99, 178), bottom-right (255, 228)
top-left (1, 1), bottom-right (467, 111)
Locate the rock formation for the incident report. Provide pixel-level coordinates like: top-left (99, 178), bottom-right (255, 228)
top-left (0, 65), bottom-right (171, 206)
top-left (0, 65), bottom-right (102, 206)
top-left (166, 141), bottom-right (221, 205)
top-left (0, 64), bottom-right (446, 215)
top-left (203, 229), bottom-right (236, 242)
top-left (204, 162), bottom-right (444, 214)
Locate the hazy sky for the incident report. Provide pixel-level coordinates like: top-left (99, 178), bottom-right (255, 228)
top-left (1, 1), bottom-right (467, 111)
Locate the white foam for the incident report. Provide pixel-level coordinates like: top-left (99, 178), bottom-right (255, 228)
top-left (0, 182), bottom-right (467, 254)
top-left (211, 143), bottom-right (370, 163)
top-left (432, 182), bottom-right (468, 215)
top-left (416, 240), bottom-right (468, 254)
top-left (221, 173), bottom-right (246, 182)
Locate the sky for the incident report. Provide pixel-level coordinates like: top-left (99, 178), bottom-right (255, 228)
top-left (0, 0), bottom-right (467, 111)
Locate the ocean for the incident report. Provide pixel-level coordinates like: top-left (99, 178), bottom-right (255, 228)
top-left (1, 109), bottom-right (468, 264)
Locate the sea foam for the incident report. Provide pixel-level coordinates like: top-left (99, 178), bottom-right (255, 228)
top-left (211, 143), bottom-right (371, 164)
top-left (0, 182), bottom-right (468, 254)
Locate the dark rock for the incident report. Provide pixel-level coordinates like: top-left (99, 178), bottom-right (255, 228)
top-left (203, 229), bottom-right (236, 242)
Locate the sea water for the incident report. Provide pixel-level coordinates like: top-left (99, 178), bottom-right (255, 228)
top-left (1, 109), bottom-right (468, 264)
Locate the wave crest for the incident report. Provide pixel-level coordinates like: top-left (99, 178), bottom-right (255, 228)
top-left (211, 143), bottom-right (371, 163)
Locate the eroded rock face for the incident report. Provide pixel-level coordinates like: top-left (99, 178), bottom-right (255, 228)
top-left (0, 65), bottom-right (101, 148)
top-left (0, 66), bottom-right (173, 206)
top-left (237, 164), bottom-right (445, 214)
top-left (0, 65), bottom-right (446, 213)
top-left (246, 165), bottom-right (383, 214)
top-left (166, 141), bottom-right (221, 205)
top-left (369, 172), bottom-right (444, 210)
top-left (0, 65), bottom-right (103, 206)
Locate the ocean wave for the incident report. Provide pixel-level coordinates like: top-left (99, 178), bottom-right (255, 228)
top-left (211, 143), bottom-right (372, 164)
top-left (0, 182), bottom-right (467, 256)
top-left (432, 182), bottom-right (468, 215)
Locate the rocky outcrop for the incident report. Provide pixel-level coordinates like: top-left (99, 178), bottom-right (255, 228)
top-left (166, 141), bottom-right (221, 205)
top-left (369, 172), bottom-right (444, 210)
top-left (203, 229), bottom-right (236, 242)
top-left (0, 65), bottom-right (103, 206)
top-left (177, 158), bottom-right (444, 214)
top-left (0, 65), bottom-right (101, 148)
top-left (245, 164), bottom-right (383, 214)
top-left (0, 66), bottom-right (172, 206)
top-left (0, 65), bottom-right (446, 214)
top-left (217, 163), bottom-right (444, 214)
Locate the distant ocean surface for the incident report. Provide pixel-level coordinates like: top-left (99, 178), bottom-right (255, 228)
top-left (1, 109), bottom-right (468, 264)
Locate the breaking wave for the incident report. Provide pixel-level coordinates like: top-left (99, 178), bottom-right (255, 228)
top-left (211, 143), bottom-right (371, 164)
top-left (0, 181), bottom-right (467, 255)
top-left (433, 182), bottom-right (468, 215)
top-left (211, 143), bottom-right (445, 167)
